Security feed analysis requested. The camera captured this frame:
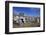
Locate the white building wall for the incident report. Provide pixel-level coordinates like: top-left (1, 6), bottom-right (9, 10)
top-left (14, 16), bottom-right (26, 24)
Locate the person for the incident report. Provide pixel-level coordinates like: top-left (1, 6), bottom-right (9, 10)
top-left (21, 19), bottom-right (24, 23)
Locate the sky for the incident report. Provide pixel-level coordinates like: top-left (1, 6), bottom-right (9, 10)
top-left (13, 7), bottom-right (40, 17)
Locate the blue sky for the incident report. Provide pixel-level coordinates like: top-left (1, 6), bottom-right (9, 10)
top-left (13, 7), bottom-right (40, 17)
